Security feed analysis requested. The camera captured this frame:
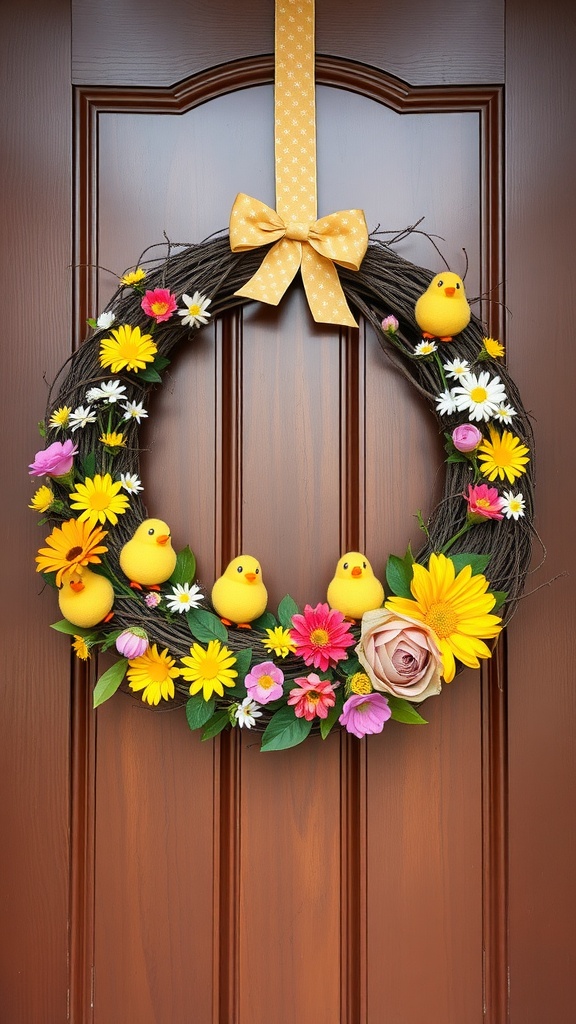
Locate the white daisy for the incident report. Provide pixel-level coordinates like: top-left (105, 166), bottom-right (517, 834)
top-left (178, 291), bottom-right (212, 328)
top-left (235, 697), bottom-right (263, 730)
top-left (435, 388), bottom-right (459, 416)
top-left (493, 402), bottom-right (518, 423)
top-left (443, 357), bottom-right (470, 380)
top-left (69, 405), bottom-right (97, 431)
top-left (500, 490), bottom-right (525, 520)
top-left (452, 371), bottom-right (508, 422)
top-left (120, 473), bottom-right (143, 494)
top-left (91, 380), bottom-right (128, 404)
top-left (414, 340), bottom-right (437, 356)
top-left (96, 310), bottom-right (116, 330)
top-left (122, 400), bottom-right (148, 422)
top-left (165, 582), bottom-right (204, 614)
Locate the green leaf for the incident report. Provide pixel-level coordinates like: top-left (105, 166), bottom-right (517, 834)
top-left (260, 706), bottom-right (312, 751)
top-left (320, 689), bottom-right (345, 739)
top-left (277, 594), bottom-right (300, 629)
top-left (82, 451), bottom-right (96, 479)
top-left (337, 653), bottom-right (362, 678)
top-left (233, 646), bottom-right (253, 680)
top-left (93, 658), bottom-right (128, 709)
top-left (201, 710), bottom-right (230, 740)
top-left (186, 695), bottom-right (215, 731)
top-left (385, 547), bottom-right (415, 598)
top-left (386, 695), bottom-right (427, 725)
top-left (490, 590), bottom-right (508, 612)
top-left (446, 452), bottom-right (469, 464)
top-left (50, 618), bottom-right (93, 637)
top-left (169, 545), bottom-right (197, 586)
top-left (449, 552), bottom-right (491, 576)
top-left (99, 629), bottom-right (123, 652)
top-left (251, 611), bottom-right (278, 631)
top-left (137, 354), bottom-right (170, 383)
top-left (186, 608), bottom-right (228, 643)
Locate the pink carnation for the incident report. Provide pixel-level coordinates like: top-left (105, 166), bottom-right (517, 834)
top-left (287, 673), bottom-right (336, 721)
top-left (141, 288), bottom-right (177, 323)
top-left (290, 602), bottom-right (355, 672)
top-left (465, 483), bottom-right (504, 521)
top-left (339, 692), bottom-right (391, 738)
top-left (29, 439), bottom-right (78, 478)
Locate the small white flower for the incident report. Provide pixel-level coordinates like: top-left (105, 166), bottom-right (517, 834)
top-left (500, 490), bottom-right (525, 520)
top-left (99, 380), bottom-right (128, 403)
top-left (69, 405), bottom-right (97, 431)
top-left (235, 697), bottom-right (263, 730)
top-left (493, 402), bottom-right (517, 423)
top-left (435, 388), bottom-right (459, 416)
top-left (452, 372), bottom-right (508, 422)
top-left (414, 340), bottom-right (437, 356)
top-left (120, 473), bottom-right (143, 494)
top-left (122, 400), bottom-right (148, 422)
top-left (96, 311), bottom-right (116, 330)
top-left (165, 582), bottom-right (204, 614)
top-left (443, 358), bottom-right (470, 380)
top-left (178, 291), bottom-right (212, 328)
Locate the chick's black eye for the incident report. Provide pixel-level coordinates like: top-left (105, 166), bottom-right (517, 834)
top-left (255, 567), bottom-right (260, 574)
top-left (363, 561), bottom-right (367, 568)
top-left (343, 562), bottom-right (349, 569)
top-left (237, 565), bottom-right (243, 573)
top-left (437, 279), bottom-right (444, 287)
top-left (148, 528), bottom-right (155, 535)
top-left (456, 282), bottom-right (461, 289)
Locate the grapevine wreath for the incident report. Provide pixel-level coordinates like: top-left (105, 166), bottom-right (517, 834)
top-left (29, 230), bottom-right (535, 751)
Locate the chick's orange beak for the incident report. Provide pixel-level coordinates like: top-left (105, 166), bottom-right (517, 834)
top-left (444, 286), bottom-right (455, 297)
top-left (244, 572), bottom-right (257, 583)
top-left (351, 566), bottom-right (362, 577)
top-left (70, 580), bottom-right (85, 593)
top-left (156, 534), bottom-right (170, 546)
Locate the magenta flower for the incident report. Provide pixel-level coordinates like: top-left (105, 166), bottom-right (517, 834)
top-left (287, 673), bottom-right (336, 721)
top-left (452, 423), bottom-right (483, 453)
top-left (144, 591), bottom-right (161, 609)
top-left (244, 661), bottom-right (284, 704)
top-left (141, 288), bottom-right (178, 323)
top-left (290, 602), bottom-right (355, 671)
top-left (115, 627), bottom-right (149, 659)
top-left (29, 439), bottom-right (78, 478)
top-left (339, 692), bottom-right (391, 738)
top-left (465, 483), bottom-right (504, 521)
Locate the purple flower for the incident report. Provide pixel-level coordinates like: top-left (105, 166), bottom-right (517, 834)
top-left (116, 627), bottom-right (149, 659)
top-left (144, 592), bottom-right (161, 609)
top-left (452, 423), bottom-right (482, 453)
top-left (339, 692), bottom-right (391, 738)
top-left (29, 439), bottom-right (78, 478)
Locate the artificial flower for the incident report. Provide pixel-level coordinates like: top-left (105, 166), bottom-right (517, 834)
top-left (465, 483), bottom-right (504, 521)
top-left (180, 639), bottom-right (238, 700)
top-left (72, 635), bottom-right (91, 660)
top-left (29, 438), bottom-right (78, 478)
top-left (144, 591), bottom-right (161, 609)
top-left (35, 517), bottom-right (108, 586)
top-left (86, 380), bottom-right (127, 404)
top-left (500, 490), bottom-right (526, 520)
top-left (178, 291), bottom-right (212, 328)
top-left (165, 582), bottom-right (204, 614)
top-left (244, 661), bottom-right (284, 704)
top-left (452, 371), bottom-right (508, 422)
top-left (261, 625), bottom-right (296, 658)
top-left (443, 357), bottom-right (470, 380)
top-left (482, 336), bottom-right (505, 358)
top-left (290, 602), bottom-right (355, 672)
top-left (356, 607), bottom-right (443, 702)
top-left (115, 626), bottom-right (149, 659)
top-left (28, 484), bottom-right (54, 513)
top-left (141, 287), bottom-right (177, 323)
top-left (96, 310), bottom-right (116, 330)
top-left (127, 644), bottom-right (179, 705)
top-left (477, 425), bottom-right (530, 484)
top-left (287, 673), bottom-right (336, 721)
top-left (120, 267), bottom-right (146, 286)
top-left (385, 552), bottom-right (502, 683)
top-left (99, 431), bottom-right (125, 449)
top-left (122, 400), bottom-right (148, 422)
top-left (347, 671), bottom-right (373, 695)
top-left (452, 423), bottom-right (482, 453)
top-left (48, 406), bottom-right (71, 430)
top-left (69, 472), bottom-right (130, 526)
top-left (492, 402), bottom-right (518, 423)
top-left (235, 697), bottom-right (263, 729)
top-left (120, 473), bottom-right (143, 494)
top-left (69, 405), bottom-right (97, 431)
top-left (99, 324), bottom-right (157, 374)
top-left (381, 315), bottom-right (399, 334)
top-left (435, 388), bottom-right (458, 416)
top-left (339, 692), bottom-right (391, 738)
top-left (414, 339), bottom-right (437, 356)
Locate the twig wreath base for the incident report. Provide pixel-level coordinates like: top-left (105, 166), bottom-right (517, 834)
top-left (31, 229), bottom-right (535, 750)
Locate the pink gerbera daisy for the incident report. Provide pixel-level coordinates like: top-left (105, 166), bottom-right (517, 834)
top-left (141, 288), bottom-right (178, 323)
top-left (465, 482), bottom-right (504, 521)
top-left (287, 673), bottom-right (336, 721)
top-left (290, 602), bottom-right (355, 671)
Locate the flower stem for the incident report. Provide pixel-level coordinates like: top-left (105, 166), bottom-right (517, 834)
top-left (433, 351), bottom-right (448, 390)
top-left (440, 521), bottom-right (474, 555)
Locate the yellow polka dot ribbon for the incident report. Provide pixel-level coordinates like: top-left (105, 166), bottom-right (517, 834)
top-left (229, 0), bottom-right (368, 327)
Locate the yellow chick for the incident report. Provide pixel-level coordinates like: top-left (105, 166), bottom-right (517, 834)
top-left (414, 271), bottom-right (471, 341)
top-left (327, 552), bottom-right (384, 620)
top-left (119, 518), bottom-right (177, 588)
top-left (58, 567), bottom-right (114, 627)
top-left (211, 555), bottom-right (268, 626)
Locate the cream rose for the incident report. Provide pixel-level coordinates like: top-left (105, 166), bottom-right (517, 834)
top-left (356, 608), bottom-right (443, 703)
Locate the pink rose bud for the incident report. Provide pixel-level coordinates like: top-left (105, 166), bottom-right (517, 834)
top-left (115, 627), bottom-right (149, 659)
top-left (381, 315), bottom-right (399, 334)
top-left (452, 423), bottom-right (483, 453)
top-left (28, 439), bottom-right (78, 478)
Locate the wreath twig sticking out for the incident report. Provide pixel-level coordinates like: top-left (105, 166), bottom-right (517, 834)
top-left (29, 231), bottom-right (534, 751)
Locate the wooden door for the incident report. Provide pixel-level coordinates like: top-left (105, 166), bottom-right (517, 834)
top-left (2, 1), bottom-right (575, 1022)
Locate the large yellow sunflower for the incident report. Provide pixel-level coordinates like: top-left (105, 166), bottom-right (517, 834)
top-left (36, 517), bottom-right (108, 587)
top-left (180, 639), bottom-right (238, 701)
top-left (69, 473), bottom-right (129, 526)
top-left (99, 323), bottom-right (157, 374)
top-left (385, 552), bottom-right (502, 683)
top-left (477, 425), bottom-right (530, 484)
top-left (127, 644), bottom-right (180, 705)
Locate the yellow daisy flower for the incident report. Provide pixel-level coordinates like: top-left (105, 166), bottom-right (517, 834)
top-left (385, 552), bottom-right (502, 683)
top-left (49, 406), bottom-right (71, 429)
top-left (127, 644), bottom-right (179, 705)
top-left (120, 267), bottom-right (146, 286)
top-left (72, 635), bottom-right (91, 660)
top-left (99, 324), bottom-right (157, 374)
top-left (69, 473), bottom-right (130, 526)
top-left (36, 517), bottom-right (108, 587)
top-left (180, 639), bottom-right (238, 701)
top-left (261, 626), bottom-right (297, 658)
top-left (477, 425), bottom-right (530, 484)
top-left (29, 484), bottom-right (54, 513)
top-left (482, 336), bottom-right (505, 358)
top-left (99, 431), bottom-right (125, 448)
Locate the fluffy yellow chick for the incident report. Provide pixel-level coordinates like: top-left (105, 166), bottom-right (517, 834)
top-left (327, 552), bottom-right (384, 620)
top-left (58, 567), bottom-right (114, 627)
top-left (211, 555), bottom-right (268, 626)
top-left (414, 271), bottom-right (471, 341)
top-left (119, 518), bottom-right (177, 588)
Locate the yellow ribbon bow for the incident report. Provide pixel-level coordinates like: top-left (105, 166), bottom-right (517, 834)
top-left (229, 193), bottom-right (368, 327)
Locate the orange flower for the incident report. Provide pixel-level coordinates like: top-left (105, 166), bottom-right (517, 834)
top-left (36, 518), bottom-right (108, 587)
